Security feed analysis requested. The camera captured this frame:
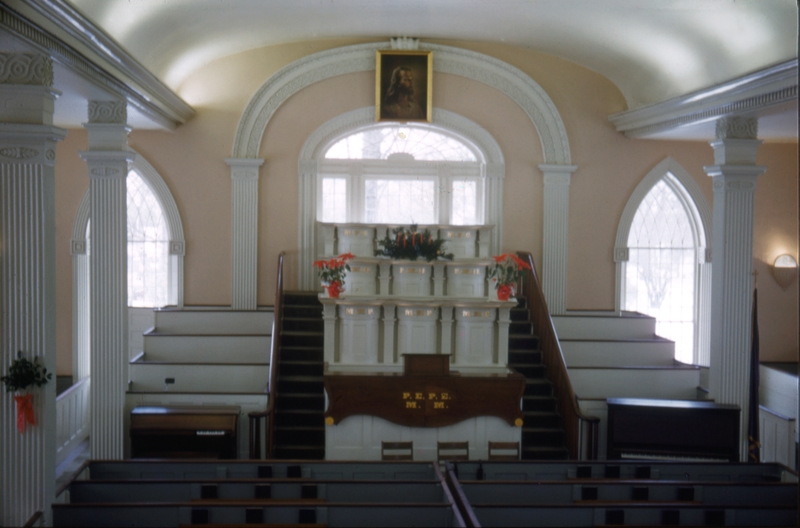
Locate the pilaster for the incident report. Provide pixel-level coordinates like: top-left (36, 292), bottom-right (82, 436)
top-left (226, 158), bottom-right (265, 310)
top-left (81, 99), bottom-right (134, 460)
top-left (0, 52), bottom-right (66, 528)
top-left (704, 117), bottom-right (765, 461)
top-left (539, 164), bottom-right (578, 315)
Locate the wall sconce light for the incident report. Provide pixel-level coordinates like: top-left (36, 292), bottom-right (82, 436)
top-left (771, 254), bottom-right (798, 290)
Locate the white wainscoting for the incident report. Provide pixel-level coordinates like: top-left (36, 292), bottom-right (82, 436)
top-left (55, 377), bottom-right (90, 466)
top-left (760, 405), bottom-right (797, 469)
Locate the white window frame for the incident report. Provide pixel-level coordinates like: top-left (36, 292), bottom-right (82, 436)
top-left (614, 157), bottom-right (712, 365)
top-left (298, 107), bottom-right (505, 289)
top-left (71, 151), bottom-right (185, 375)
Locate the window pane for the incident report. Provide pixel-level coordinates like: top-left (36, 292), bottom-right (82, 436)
top-left (451, 179), bottom-right (478, 225)
top-left (321, 178), bottom-right (347, 222)
top-left (364, 179), bottom-right (436, 224)
top-left (127, 171), bottom-right (169, 308)
top-left (625, 179), bottom-right (697, 363)
top-left (325, 125), bottom-right (477, 161)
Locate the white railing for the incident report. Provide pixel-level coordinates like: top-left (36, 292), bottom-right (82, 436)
top-left (55, 377), bottom-right (90, 466)
top-left (760, 405), bottom-right (797, 469)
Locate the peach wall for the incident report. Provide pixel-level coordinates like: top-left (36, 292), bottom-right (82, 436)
top-left (51, 39), bottom-right (798, 374)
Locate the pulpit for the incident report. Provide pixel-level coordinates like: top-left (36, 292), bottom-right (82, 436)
top-left (318, 222), bottom-right (523, 461)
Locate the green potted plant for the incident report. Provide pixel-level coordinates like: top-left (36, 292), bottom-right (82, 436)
top-left (375, 224), bottom-right (453, 261)
top-left (2, 351), bottom-right (52, 433)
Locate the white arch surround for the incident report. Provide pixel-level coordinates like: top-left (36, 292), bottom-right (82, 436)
top-left (72, 150), bottom-right (186, 308)
top-left (614, 157), bottom-right (712, 365)
top-left (298, 107), bottom-right (505, 288)
top-left (232, 40), bottom-right (570, 164)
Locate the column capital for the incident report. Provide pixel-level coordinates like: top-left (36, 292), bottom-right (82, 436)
top-left (539, 164), bottom-right (578, 185)
top-left (715, 116), bottom-right (758, 140)
top-left (82, 123), bottom-right (132, 150)
top-left (0, 53), bottom-right (53, 86)
top-left (87, 100), bottom-right (127, 124)
top-left (704, 164), bottom-right (767, 187)
top-left (79, 150), bottom-right (136, 179)
top-left (0, 124), bottom-right (67, 166)
top-left (226, 157), bottom-right (264, 181)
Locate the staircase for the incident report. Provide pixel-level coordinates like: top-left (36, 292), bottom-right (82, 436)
top-left (273, 291), bottom-right (326, 459)
top-left (508, 296), bottom-right (569, 460)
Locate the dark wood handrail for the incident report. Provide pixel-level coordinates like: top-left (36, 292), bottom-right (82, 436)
top-left (517, 251), bottom-right (599, 460)
top-left (23, 510), bottom-right (43, 527)
top-left (248, 252), bottom-right (285, 459)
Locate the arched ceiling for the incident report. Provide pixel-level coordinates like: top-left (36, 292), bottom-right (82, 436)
top-left (68, 0), bottom-right (797, 110)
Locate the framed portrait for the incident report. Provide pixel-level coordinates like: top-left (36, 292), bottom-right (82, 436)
top-left (376, 50), bottom-right (432, 122)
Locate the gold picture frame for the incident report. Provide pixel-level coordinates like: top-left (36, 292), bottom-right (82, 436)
top-left (376, 50), bottom-right (432, 122)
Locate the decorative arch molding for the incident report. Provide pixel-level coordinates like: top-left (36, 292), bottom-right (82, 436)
top-left (232, 40), bottom-right (571, 164)
top-left (297, 107), bottom-right (506, 288)
top-left (613, 156), bottom-right (712, 365)
top-left (72, 150), bottom-right (186, 307)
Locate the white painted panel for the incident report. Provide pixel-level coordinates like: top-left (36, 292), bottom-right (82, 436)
top-left (129, 307), bottom-right (155, 360)
top-left (568, 367), bottom-right (700, 400)
top-left (760, 407), bottom-right (796, 468)
top-left (759, 364), bottom-right (798, 441)
top-left (56, 378), bottom-right (91, 466)
top-left (553, 313), bottom-right (657, 340)
top-left (561, 339), bottom-right (675, 367)
top-left (128, 363), bottom-right (269, 392)
top-left (154, 309), bottom-right (273, 334)
top-left (143, 334), bottom-right (271, 361)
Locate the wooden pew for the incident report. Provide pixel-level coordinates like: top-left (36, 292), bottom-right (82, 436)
top-left (66, 479), bottom-right (450, 504)
top-left (449, 460), bottom-right (797, 482)
top-left (82, 460), bottom-right (441, 481)
top-left (53, 502), bottom-right (466, 527)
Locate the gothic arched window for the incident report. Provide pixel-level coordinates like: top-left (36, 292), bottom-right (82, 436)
top-left (615, 159), bottom-right (711, 365)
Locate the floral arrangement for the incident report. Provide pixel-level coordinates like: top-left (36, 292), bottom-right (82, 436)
top-left (488, 253), bottom-right (532, 300)
top-left (375, 225), bottom-right (453, 262)
top-left (1, 351), bottom-right (52, 433)
top-left (313, 253), bottom-right (354, 297)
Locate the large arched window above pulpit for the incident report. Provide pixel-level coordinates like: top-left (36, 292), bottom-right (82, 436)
top-left (298, 107), bottom-right (505, 288)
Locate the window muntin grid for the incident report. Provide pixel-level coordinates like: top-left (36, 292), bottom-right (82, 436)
top-left (325, 125), bottom-right (478, 161)
top-left (320, 124), bottom-right (484, 224)
top-left (127, 170), bottom-right (169, 308)
top-left (624, 179), bottom-right (697, 363)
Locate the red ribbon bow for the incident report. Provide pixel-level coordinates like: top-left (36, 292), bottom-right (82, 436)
top-left (14, 394), bottom-right (36, 434)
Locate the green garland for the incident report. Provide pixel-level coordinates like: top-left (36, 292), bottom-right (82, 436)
top-left (375, 225), bottom-right (453, 262)
top-left (1, 351), bottom-right (52, 392)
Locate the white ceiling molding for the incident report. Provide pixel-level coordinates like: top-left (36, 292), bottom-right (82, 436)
top-left (233, 40), bottom-right (571, 164)
top-left (609, 60), bottom-right (798, 139)
top-left (0, 0), bottom-right (194, 129)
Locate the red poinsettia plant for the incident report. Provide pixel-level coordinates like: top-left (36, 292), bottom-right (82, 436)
top-left (488, 253), bottom-right (532, 300)
top-left (313, 253), bottom-right (355, 298)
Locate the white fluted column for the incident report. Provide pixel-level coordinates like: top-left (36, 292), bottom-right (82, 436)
top-left (81, 100), bottom-right (135, 460)
top-left (227, 158), bottom-right (264, 310)
top-left (539, 164), bottom-right (578, 315)
top-left (0, 52), bottom-right (66, 528)
top-left (704, 117), bottom-right (765, 461)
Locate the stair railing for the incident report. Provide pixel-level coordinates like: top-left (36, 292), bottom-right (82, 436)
top-left (517, 251), bottom-right (599, 460)
top-left (249, 251), bottom-right (285, 459)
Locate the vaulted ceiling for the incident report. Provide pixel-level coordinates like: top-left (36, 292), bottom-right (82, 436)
top-left (1, 0), bottom-right (797, 138)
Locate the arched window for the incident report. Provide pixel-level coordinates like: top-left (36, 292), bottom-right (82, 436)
top-left (298, 108), bottom-right (505, 289)
top-left (615, 158), bottom-right (711, 365)
top-left (127, 170), bottom-right (170, 307)
top-left (319, 123), bottom-right (484, 225)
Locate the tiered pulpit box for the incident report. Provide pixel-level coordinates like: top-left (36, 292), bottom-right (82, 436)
top-left (317, 222), bottom-right (521, 461)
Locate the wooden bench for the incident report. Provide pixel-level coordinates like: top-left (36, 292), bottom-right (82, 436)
top-left (130, 405), bottom-right (240, 459)
top-left (67, 479), bottom-right (451, 504)
top-left (448, 460), bottom-right (797, 482)
top-left (84, 460), bottom-right (441, 481)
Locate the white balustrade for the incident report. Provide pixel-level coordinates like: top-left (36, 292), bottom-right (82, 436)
top-left (320, 297), bottom-right (514, 374)
top-left (55, 377), bottom-right (91, 466)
